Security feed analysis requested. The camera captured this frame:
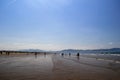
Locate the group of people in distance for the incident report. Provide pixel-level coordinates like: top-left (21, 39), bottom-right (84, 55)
top-left (61, 52), bottom-right (80, 57)
top-left (34, 52), bottom-right (46, 55)
top-left (0, 51), bottom-right (80, 57)
top-left (0, 51), bottom-right (10, 55)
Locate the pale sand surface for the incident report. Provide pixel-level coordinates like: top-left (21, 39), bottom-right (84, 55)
top-left (0, 54), bottom-right (120, 80)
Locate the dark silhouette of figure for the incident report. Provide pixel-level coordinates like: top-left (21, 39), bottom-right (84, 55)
top-left (8, 52), bottom-right (10, 56)
top-left (77, 53), bottom-right (80, 57)
top-left (44, 52), bottom-right (46, 55)
top-left (44, 52), bottom-right (46, 57)
top-left (61, 53), bottom-right (64, 56)
top-left (35, 52), bottom-right (37, 55)
top-left (76, 53), bottom-right (80, 60)
top-left (6, 52), bottom-right (9, 55)
top-left (35, 52), bottom-right (37, 59)
top-left (0, 51), bottom-right (2, 55)
top-left (69, 53), bottom-right (71, 56)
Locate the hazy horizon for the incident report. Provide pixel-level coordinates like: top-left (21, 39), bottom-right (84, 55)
top-left (0, 0), bottom-right (120, 50)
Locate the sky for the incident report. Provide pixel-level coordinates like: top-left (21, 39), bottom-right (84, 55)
top-left (0, 0), bottom-right (120, 50)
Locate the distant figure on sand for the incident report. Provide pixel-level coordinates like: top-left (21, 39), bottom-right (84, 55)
top-left (6, 52), bottom-right (10, 55)
top-left (35, 52), bottom-right (37, 55)
top-left (44, 52), bottom-right (46, 55)
top-left (69, 53), bottom-right (71, 56)
top-left (61, 53), bottom-right (64, 56)
top-left (77, 53), bottom-right (80, 57)
top-left (0, 52), bottom-right (2, 55)
top-left (34, 52), bottom-right (38, 58)
top-left (76, 53), bottom-right (80, 60)
top-left (8, 52), bottom-right (10, 55)
top-left (44, 52), bottom-right (46, 57)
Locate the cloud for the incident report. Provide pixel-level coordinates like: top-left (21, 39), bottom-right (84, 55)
top-left (0, 42), bottom-right (62, 50)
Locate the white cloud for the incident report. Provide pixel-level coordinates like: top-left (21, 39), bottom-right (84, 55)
top-left (0, 42), bottom-right (62, 51)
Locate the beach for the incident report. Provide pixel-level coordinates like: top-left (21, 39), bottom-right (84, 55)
top-left (0, 53), bottom-right (120, 80)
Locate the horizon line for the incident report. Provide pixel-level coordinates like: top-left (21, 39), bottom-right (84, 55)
top-left (0, 47), bottom-right (120, 51)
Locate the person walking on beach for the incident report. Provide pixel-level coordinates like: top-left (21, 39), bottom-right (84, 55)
top-left (61, 53), bottom-right (64, 56)
top-left (8, 52), bottom-right (10, 55)
top-left (77, 53), bottom-right (80, 57)
top-left (35, 52), bottom-right (38, 58)
top-left (44, 52), bottom-right (46, 55)
top-left (69, 53), bottom-right (71, 56)
top-left (35, 52), bottom-right (37, 55)
top-left (6, 52), bottom-right (8, 55)
top-left (76, 53), bottom-right (80, 60)
top-left (0, 51), bottom-right (2, 55)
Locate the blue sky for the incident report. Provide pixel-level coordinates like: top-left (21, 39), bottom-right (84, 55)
top-left (0, 0), bottom-right (120, 50)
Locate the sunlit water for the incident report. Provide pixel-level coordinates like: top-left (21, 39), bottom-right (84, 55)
top-left (0, 54), bottom-right (120, 80)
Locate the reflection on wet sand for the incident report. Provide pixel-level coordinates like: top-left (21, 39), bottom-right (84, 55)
top-left (52, 54), bottom-right (120, 80)
top-left (0, 53), bottom-right (120, 80)
top-left (0, 54), bottom-right (53, 80)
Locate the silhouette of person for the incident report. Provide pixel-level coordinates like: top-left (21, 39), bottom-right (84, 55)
top-left (77, 53), bottom-right (80, 57)
top-left (76, 53), bottom-right (80, 60)
top-left (44, 52), bottom-right (46, 55)
top-left (69, 53), bottom-right (71, 56)
top-left (35, 52), bottom-right (37, 55)
top-left (0, 51), bottom-right (2, 55)
top-left (35, 52), bottom-right (37, 58)
top-left (44, 52), bottom-right (46, 57)
top-left (61, 53), bottom-right (64, 56)
top-left (8, 52), bottom-right (10, 55)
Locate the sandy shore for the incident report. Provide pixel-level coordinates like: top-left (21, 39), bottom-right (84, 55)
top-left (0, 54), bottom-right (120, 80)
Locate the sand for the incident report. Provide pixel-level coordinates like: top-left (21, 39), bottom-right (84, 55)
top-left (0, 54), bottom-right (120, 80)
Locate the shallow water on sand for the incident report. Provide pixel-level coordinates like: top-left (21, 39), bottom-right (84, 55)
top-left (0, 54), bottom-right (53, 80)
top-left (0, 54), bottom-right (120, 80)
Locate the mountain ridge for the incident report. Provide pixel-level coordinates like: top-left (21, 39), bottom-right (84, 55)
top-left (19, 48), bottom-right (120, 53)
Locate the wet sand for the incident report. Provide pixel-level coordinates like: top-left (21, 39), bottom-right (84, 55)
top-left (0, 54), bottom-right (120, 80)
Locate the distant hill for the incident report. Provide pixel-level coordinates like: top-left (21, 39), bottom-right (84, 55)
top-left (58, 48), bottom-right (120, 54)
top-left (18, 48), bottom-right (120, 54)
top-left (19, 49), bottom-right (45, 52)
